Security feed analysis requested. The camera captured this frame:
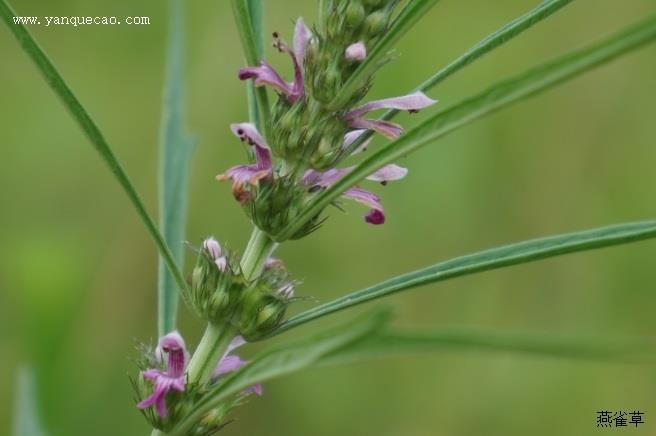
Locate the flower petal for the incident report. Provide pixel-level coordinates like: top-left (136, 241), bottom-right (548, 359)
top-left (347, 118), bottom-right (404, 139)
top-left (343, 129), bottom-right (372, 154)
top-left (229, 123), bottom-right (272, 170)
top-left (215, 256), bottom-right (228, 272)
top-left (342, 187), bottom-right (383, 211)
top-left (343, 188), bottom-right (386, 225)
top-left (244, 383), bottom-right (263, 396)
top-left (364, 209), bottom-right (386, 225)
top-left (217, 165), bottom-right (270, 187)
top-left (366, 164), bottom-right (408, 183)
top-left (293, 17), bottom-right (311, 64)
top-left (302, 168), bottom-right (351, 188)
top-left (227, 336), bottom-right (247, 353)
top-left (345, 41), bottom-right (367, 61)
top-left (203, 237), bottom-right (222, 259)
top-left (345, 91), bottom-right (437, 119)
top-left (213, 355), bottom-right (247, 378)
top-left (238, 62), bottom-right (294, 96)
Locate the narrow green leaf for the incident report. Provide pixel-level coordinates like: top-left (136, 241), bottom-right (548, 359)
top-left (0, 0), bottom-right (188, 294)
top-left (245, 0), bottom-right (264, 128)
top-left (13, 368), bottom-right (47, 436)
top-left (273, 220), bottom-right (656, 335)
top-left (157, 0), bottom-right (196, 336)
top-left (231, 0), bottom-right (271, 139)
top-left (328, 0), bottom-right (441, 109)
top-left (276, 15), bottom-right (656, 240)
top-left (320, 328), bottom-right (656, 366)
top-left (345, 0), bottom-right (574, 155)
top-left (170, 312), bottom-right (653, 435)
top-left (168, 309), bottom-right (391, 436)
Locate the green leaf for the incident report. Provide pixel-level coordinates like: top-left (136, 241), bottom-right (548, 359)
top-left (157, 0), bottom-right (196, 336)
top-left (328, 0), bottom-right (441, 110)
top-left (273, 220), bottom-right (656, 335)
top-left (276, 15), bottom-right (656, 241)
top-left (167, 310), bottom-right (654, 436)
top-left (245, 0), bottom-right (264, 128)
top-left (345, 0), bottom-right (574, 155)
top-left (13, 368), bottom-right (47, 436)
top-left (168, 309), bottom-right (391, 436)
top-left (0, 0), bottom-right (188, 295)
top-left (231, 0), bottom-right (271, 139)
top-left (320, 328), bottom-right (656, 366)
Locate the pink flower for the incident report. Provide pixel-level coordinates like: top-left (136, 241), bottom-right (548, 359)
top-left (343, 92), bottom-right (437, 139)
top-left (137, 333), bottom-right (260, 418)
top-left (217, 123), bottom-right (273, 202)
top-left (238, 18), bottom-right (311, 103)
top-left (302, 164), bottom-right (408, 225)
top-left (137, 332), bottom-right (187, 417)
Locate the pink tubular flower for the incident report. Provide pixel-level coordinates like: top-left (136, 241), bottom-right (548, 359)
top-left (138, 333), bottom-right (260, 417)
top-left (217, 123), bottom-right (273, 202)
top-left (203, 237), bottom-right (228, 271)
top-left (137, 332), bottom-right (188, 418)
top-left (238, 17), bottom-right (311, 103)
top-left (343, 91), bottom-right (437, 139)
top-left (302, 164), bottom-right (408, 225)
top-left (212, 336), bottom-right (263, 396)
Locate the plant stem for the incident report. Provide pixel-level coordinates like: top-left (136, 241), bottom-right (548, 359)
top-left (185, 323), bottom-right (237, 385)
top-left (241, 227), bottom-right (278, 280)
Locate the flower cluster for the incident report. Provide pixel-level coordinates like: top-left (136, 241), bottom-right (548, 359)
top-left (135, 331), bottom-right (260, 431)
top-left (219, 0), bottom-right (437, 240)
top-left (184, 237), bottom-right (296, 337)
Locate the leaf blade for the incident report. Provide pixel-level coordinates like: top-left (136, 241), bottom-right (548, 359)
top-left (276, 15), bottom-right (656, 241)
top-left (157, 0), bottom-right (196, 336)
top-left (273, 220), bottom-right (656, 335)
top-left (320, 328), bottom-right (656, 366)
top-left (0, 0), bottom-right (188, 296)
top-left (231, 0), bottom-right (271, 139)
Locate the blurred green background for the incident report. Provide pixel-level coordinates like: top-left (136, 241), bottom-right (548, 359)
top-left (1, 0), bottom-right (656, 435)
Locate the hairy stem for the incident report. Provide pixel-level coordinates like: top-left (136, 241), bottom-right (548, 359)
top-left (241, 228), bottom-right (278, 279)
top-left (186, 323), bottom-right (238, 385)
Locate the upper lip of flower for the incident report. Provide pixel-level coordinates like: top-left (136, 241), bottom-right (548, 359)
top-left (238, 17), bottom-right (311, 103)
top-left (343, 91), bottom-right (438, 139)
top-left (216, 123), bottom-right (274, 201)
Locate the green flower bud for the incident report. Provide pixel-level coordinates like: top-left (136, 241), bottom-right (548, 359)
top-left (345, 2), bottom-right (366, 29)
top-left (364, 11), bottom-right (387, 36)
top-left (256, 301), bottom-right (286, 332)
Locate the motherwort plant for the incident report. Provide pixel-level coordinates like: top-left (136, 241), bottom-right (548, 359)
top-left (2, 0), bottom-right (656, 434)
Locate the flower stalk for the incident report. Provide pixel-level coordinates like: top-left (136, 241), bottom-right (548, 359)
top-left (185, 323), bottom-right (238, 385)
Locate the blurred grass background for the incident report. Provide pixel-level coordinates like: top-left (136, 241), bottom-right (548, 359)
top-left (1, 0), bottom-right (656, 435)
